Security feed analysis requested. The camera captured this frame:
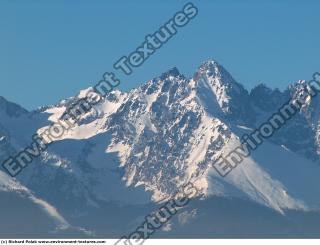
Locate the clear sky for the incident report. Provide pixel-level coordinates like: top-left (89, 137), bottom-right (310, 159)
top-left (1, 0), bottom-right (319, 110)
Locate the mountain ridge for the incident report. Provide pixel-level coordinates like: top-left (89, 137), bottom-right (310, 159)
top-left (0, 59), bottom-right (320, 237)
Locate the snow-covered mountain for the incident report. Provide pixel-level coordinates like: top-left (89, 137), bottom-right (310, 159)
top-left (1, 60), bottom-right (320, 237)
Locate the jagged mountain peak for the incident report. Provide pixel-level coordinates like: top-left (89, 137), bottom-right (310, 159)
top-left (193, 59), bottom-right (248, 101)
top-left (250, 83), bottom-right (287, 97)
top-left (250, 83), bottom-right (289, 113)
top-left (194, 59), bottom-right (236, 84)
top-left (251, 83), bottom-right (273, 93)
top-left (0, 96), bottom-right (29, 117)
top-left (198, 59), bottom-right (220, 71)
top-left (159, 67), bottom-right (181, 80)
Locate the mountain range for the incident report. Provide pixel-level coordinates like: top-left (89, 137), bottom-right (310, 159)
top-left (1, 60), bottom-right (320, 238)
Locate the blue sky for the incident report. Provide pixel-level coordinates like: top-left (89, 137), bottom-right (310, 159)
top-left (1, 0), bottom-right (319, 110)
